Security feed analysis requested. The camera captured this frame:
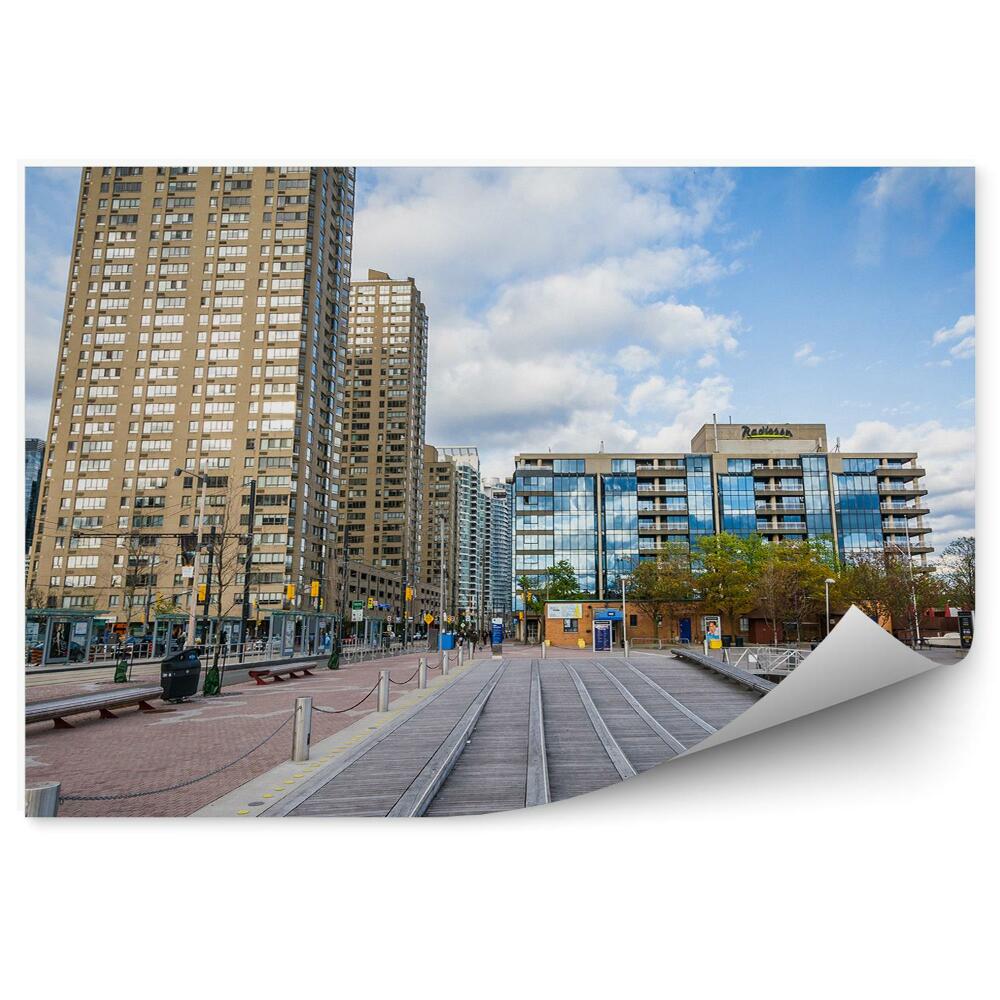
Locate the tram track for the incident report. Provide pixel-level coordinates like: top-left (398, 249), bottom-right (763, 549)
top-left (267, 651), bottom-right (765, 817)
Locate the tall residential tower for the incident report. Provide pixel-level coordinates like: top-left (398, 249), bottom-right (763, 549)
top-left (28, 166), bottom-right (355, 622)
top-left (341, 270), bottom-right (429, 620)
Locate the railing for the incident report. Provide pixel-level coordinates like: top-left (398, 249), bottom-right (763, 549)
top-left (726, 645), bottom-right (807, 676)
top-left (25, 635), bottom-right (428, 672)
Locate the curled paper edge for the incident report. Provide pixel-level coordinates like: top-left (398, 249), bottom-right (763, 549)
top-left (675, 606), bottom-right (952, 758)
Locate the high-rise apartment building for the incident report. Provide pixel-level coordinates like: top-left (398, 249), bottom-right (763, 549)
top-left (340, 270), bottom-right (429, 619)
top-left (482, 476), bottom-right (513, 619)
top-left (25, 438), bottom-right (45, 555)
top-left (28, 166), bottom-right (355, 623)
top-left (421, 444), bottom-right (458, 617)
top-left (437, 447), bottom-right (484, 618)
top-left (514, 421), bottom-right (932, 601)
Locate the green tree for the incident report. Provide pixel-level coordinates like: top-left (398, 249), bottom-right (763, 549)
top-left (629, 543), bottom-right (696, 641)
top-left (752, 539), bottom-right (832, 643)
top-left (939, 535), bottom-right (975, 610)
top-left (695, 533), bottom-right (758, 637)
top-left (835, 548), bottom-right (944, 644)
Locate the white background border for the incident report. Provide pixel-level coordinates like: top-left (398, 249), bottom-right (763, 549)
top-left (3, 2), bottom-right (993, 996)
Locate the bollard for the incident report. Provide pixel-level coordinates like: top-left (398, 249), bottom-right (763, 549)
top-left (624, 639), bottom-right (630, 660)
top-left (377, 669), bottom-right (390, 711)
top-left (26, 781), bottom-right (60, 817)
top-left (418, 657), bottom-right (428, 689)
top-left (541, 641), bottom-right (546, 659)
top-left (458, 644), bottom-right (464, 667)
top-left (292, 696), bottom-right (312, 762)
top-left (441, 652), bottom-right (450, 676)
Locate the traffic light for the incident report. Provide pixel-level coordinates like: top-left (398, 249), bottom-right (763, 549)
top-left (310, 580), bottom-right (320, 597)
top-left (405, 586), bottom-right (413, 602)
top-left (286, 584), bottom-right (296, 600)
top-left (367, 596), bottom-right (375, 609)
top-left (197, 583), bottom-right (207, 603)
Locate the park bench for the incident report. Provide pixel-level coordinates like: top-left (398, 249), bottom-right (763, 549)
top-left (247, 664), bottom-right (316, 685)
top-left (25, 686), bottom-right (164, 729)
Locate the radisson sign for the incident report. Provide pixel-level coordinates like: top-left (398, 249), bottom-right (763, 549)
top-left (741, 425), bottom-right (794, 439)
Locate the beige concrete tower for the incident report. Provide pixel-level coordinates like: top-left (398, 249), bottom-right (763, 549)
top-left (340, 269), bottom-right (429, 617)
top-left (27, 166), bottom-right (355, 628)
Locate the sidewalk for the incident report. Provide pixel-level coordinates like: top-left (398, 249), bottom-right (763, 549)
top-left (26, 648), bottom-right (459, 817)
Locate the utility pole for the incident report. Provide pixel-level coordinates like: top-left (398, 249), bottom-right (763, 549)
top-left (438, 514), bottom-right (446, 653)
top-left (177, 464), bottom-right (208, 648)
top-left (202, 526), bottom-right (218, 648)
top-left (239, 479), bottom-right (257, 663)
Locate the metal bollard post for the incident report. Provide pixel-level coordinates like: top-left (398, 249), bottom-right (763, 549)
top-left (441, 652), bottom-right (450, 676)
top-left (292, 696), bottom-right (312, 762)
top-left (541, 641), bottom-right (546, 659)
top-left (377, 669), bottom-right (390, 711)
top-left (458, 645), bottom-right (464, 667)
top-left (418, 657), bottom-right (428, 689)
top-left (26, 781), bottom-right (60, 817)
top-left (624, 639), bottom-right (630, 660)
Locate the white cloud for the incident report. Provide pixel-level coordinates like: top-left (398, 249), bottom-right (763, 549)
top-left (350, 167), bottom-right (746, 479)
top-left (932, 313), bottom-right (975, 346)
top-left (794, 342), bottom-right (835, 367)
top-left (929, 314), bottom-right (975, 362)
top-left (842, 419), bottom-right (974, 549)
top-left (861, 168), bottom-right (974, 211)
top-left (614, 345), bottom-right (656, 374)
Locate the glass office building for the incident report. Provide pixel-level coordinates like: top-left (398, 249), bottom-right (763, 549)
top-left (514, 422), bottom-right (931, 600)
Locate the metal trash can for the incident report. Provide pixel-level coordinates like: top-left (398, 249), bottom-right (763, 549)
top-left (735, 636), bottom-right (744, 647)
top-left (722, 635), bottom-right (733, 648)
top-left (160, 648), bottom-right (202, 702)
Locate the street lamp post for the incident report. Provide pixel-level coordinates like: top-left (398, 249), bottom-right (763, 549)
top-left (621, 573), bottom-right (631, 655)
top-left (824, 577), bottom-right (836, 638)
top-left (175, 464), bottom-right (208, 648)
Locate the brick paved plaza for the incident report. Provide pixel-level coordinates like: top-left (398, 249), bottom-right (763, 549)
top-left (25, 649), bottom-right (464, 817)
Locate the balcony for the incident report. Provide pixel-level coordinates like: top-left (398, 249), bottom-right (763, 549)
top-left (754, 484), bottom-right (805, 497)
top-left (638, 521), bottom-right (687, 534)
top-left (880, 502), bottom-right (930, 516)
top-left (636, 482), bottom-right (687, 495)
top-left (756, 521), bottom-right (807, 533)
top-left (878, 484), bottom-right (928, 497)
top-left (752, 463), bottom-right (801, 476)
top-left (755, 502), bottom-right (805, 513)
top-left (879, 464), bottom-right (926, 478)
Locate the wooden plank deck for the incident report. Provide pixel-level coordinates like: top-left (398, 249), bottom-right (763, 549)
top-left (277, 652), bottom-right (769, 817)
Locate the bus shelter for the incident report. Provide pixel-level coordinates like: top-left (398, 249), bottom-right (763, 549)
top-left (152, 613), bottom-right (243, 655)
top-left (269, 611), bottom-right (337, 657)
top-left (25, 609), bottom-right (103, 667)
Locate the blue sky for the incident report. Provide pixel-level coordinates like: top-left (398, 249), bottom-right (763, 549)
top-left (25, 166), bottom-right (974, 546)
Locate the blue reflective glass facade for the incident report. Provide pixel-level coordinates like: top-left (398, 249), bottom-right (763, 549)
top-left (686, 456), bottom-right (714, 540)
top-left (833, 473), bottom-right (884, 555)
top-left (802, 455), bottom-right (833, 539)
top-left (717, 474), bottom-right (756, 536)
top-left (554, 474), bottom-right (597, 595)
top-left (602, 475), bottom-right (638, 591)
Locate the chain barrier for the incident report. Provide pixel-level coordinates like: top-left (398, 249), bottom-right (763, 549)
top-left (313, 678), bottom-right (381, 715)
top-left (58, 711), bottom-right (294, 803)
top-left (388, 667), bottom-right (420, 686)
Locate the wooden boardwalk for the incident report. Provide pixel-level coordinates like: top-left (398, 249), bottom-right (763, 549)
top-left (265, 652), bottom-right (766, 818)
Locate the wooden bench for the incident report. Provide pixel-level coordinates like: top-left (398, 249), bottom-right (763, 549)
top-left (25, 686), bottom-right (164, 729)
top-left (247, 664), bottom-right (316, 685)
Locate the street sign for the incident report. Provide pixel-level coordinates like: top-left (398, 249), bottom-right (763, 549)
top-left (423, 612), bottom-right (434, 625)
top-left (958, 610), bottom-right (974, 649)
top-left (351, 600), bottom-right (364, 623)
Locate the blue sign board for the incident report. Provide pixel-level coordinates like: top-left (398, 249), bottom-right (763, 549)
top-left (594, 621), bottom-right (611, 651)
top-left (594, 609), bottom-right (623, 621)
top-left (491, 621), bottom-right (504, 646)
